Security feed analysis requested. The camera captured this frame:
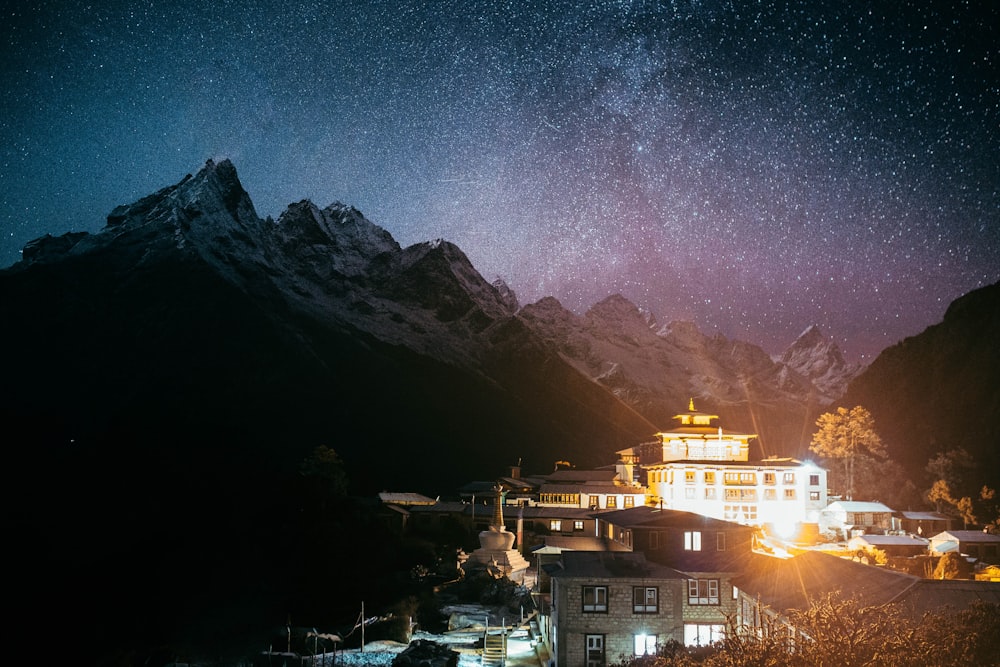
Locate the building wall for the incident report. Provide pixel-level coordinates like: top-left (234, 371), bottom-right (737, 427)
top-left (551, 575), bottom-right (684, 667)
top-left (646, 462), bottom-right (827, 528)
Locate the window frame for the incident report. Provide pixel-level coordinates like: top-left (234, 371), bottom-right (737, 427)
top-left (687, 578), bottom-right (720, 605)
top-left (633, 586), bottom-right (659, 614)
top-left (684, 530), bottom-right (702, 551)
top-left (582, 585), bottom-right (609, 613)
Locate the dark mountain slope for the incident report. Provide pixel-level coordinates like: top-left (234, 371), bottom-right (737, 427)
top-left (2, 160), bottom-right (659, 661)
top-left (841, 280), bottom-right (1000, 493)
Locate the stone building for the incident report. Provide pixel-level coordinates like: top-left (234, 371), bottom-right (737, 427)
top-left (546, 551), bottom-right (689, 667)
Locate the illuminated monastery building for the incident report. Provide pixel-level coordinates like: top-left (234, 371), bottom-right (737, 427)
top-left (618, 401), bottom-right (827, 533)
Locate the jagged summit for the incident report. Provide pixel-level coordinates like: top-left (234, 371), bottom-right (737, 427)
top-left (107, 158), bottom-right (260, 231)
top-left (778, 324), bottom-right (860, 401)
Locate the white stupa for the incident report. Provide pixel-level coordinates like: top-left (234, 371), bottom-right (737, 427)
top-left (465, 486), bottom-right (530, 583)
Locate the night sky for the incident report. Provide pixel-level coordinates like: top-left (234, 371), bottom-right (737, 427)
top-left (3, 1), bottom-right (997, 361)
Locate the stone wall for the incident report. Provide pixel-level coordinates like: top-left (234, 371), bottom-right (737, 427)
top-left (552, 575), bottom-right (685, 667)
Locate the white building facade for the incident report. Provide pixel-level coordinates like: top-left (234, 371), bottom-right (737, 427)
top-left (638, 401), bottom-right (828, 530)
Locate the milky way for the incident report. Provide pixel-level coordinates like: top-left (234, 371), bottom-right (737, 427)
top-left (2, 0), bottom-right (997, 360)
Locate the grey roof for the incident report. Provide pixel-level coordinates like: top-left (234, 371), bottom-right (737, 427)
top-left (931, 531), bottom-right (1000, 543)
top-left (549, 551), bottom-right (691, 581)
top-left (531, 536), bottom-right (631, 554)
top-left (894, 511), bottom-right (950, 521)
top-left (378, 492), bottom-right (437, 505)
top-left (597, 505), bottom-right (750, 531)
top-left (825, 501), bottom-right (895, 513)
top-left (734, 551), bottom-right (1000, 618)
top-left (849, 534), bottom-right (929, 547)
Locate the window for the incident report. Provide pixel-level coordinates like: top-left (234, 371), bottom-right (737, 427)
top-left (732, 585), bottom-right (739, 600)
top-left (648, 531), bottom-right (660, 550)
top-left (763, 489), bottom-right (776, 500)
top-left (684, 531), bottom-right (702, 551)
top-left (784, 489), bottom-right (796, 500)
top-left (583, 586), bottom-right (608, 612)
top-left (705, 488), bottom-right (716, 499)
top-left (684, 624), bottom-right (724, 646)
top-left (704, 471), bottom-right (715, 484)
top-left (725, 488), bottom-right (757, 502)
top-left (685, 487), bottom-right (696, 499)
top-left (685, 469), bottom-right (696, 483)
top-left (809, 474), bottom-right (820, 486)
top-left (724, 504), bottom-right (758, 522)
top-left (574, 520), bottom-right (585, 531)
top-left (688, 579), bottom-right (720, 605)
top-left (717, 532), bottom-right (726, 551)
top-left (606, 496), bottom-right (618, 508)
top-left (783, 472), bottom-right (795, 484)
top-left (633, 586), bottom-right (658, 613)
top-left (634, 634), bottom-right (657, 656)
top-left (763, 472), bottom-right (776, 485)
top-left (624, 496), bottom-right (634, 508)
top-left (549, 520), bottom-right (562, 531)
top-left (586, 634), bottom-right (606, 666)
top-left (809, 491), bottom-right (821, 501)
top-left (724, 472), bottom-right (756, 485)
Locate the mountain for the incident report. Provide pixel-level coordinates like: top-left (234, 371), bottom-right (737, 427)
top-left (520, 295), bottom-right (861, 458)
top-left (1, 158), bottom-right (862, 660)
top-left (2, 159), bottom-right (660, 661)
top-left (841, 280), bottom-right (1000, 495)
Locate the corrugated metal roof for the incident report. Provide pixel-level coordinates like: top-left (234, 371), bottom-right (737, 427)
top-left (825, 501), bottom-right (894, 513)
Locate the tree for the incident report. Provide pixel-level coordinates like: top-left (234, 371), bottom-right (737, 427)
top-left (809, 406), bottom-right (886, 500)
top-left (934, 551), bottom-right (972, 580)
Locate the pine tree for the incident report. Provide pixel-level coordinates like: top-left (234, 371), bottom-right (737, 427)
top-left (809, 406), bottom-right (886, 501)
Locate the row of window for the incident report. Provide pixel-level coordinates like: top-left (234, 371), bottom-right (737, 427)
top-left (656, 470), bottom-right (822, 486)
top-left (583, 624), bottom-right (727, 665)
top-left (581, 579), bottom-right (724, 613)
top-left (539, 493), bottom-right (637, 509)
top-left (677, 487), bottom-right (822, 501)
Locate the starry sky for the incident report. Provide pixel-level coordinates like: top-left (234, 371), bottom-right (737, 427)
top-left (2, 0), bottom-right (997, 361)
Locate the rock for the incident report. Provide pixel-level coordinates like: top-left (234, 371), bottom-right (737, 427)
top-left (390, 638), bottom-right (459, 667)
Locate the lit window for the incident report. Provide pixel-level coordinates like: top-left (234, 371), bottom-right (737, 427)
top-left (784, 489), bottom-right (796, 500)
top-left (607, 496), bottom-right (618, 508)
top-left (550, 520), bottom-right (562, 531)
top-left (633, 586), bottom-right (658, 613)
top-left (687, 579), bottom-right (719, 605)
top-left (634, 633), bottom-right (657, 656)
top-left (764, 472), bottom-right (776, 485)
top-left (685, 470), bottom-right (696, 483)
top-left (684, 624), bottom-right (724, 646)
top-left (574, 520), bottom-right (585, 531)
top-left (684, 531), bottom-right (702, 551)
top-left (704, 471), bottom-right (715, 484)
top-left (583, 586), bottom-right (608, 612)
top-left (809, 491), bottom-right (820, 501)
top-left (783, 472), bottom-right (795, 484)
top-left (624, 496), bottom-right (634, 508)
